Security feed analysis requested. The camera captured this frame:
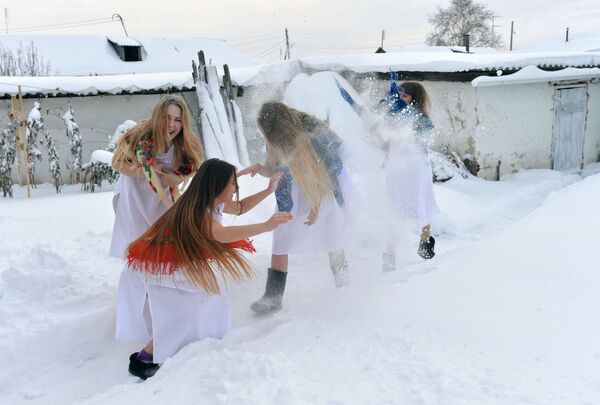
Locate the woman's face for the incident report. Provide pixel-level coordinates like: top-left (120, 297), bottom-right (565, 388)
top-left (166, 104), bottom-right (183, 141)
top-left (216, 173), bottom-right (238, 204)
top-left (398, 91), bottom-right (413, 104)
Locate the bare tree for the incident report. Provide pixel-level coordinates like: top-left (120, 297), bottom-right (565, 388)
top-left (0, 41), bottom-right (51, 76)
top-left (426, 0), bottom-right (503, 49)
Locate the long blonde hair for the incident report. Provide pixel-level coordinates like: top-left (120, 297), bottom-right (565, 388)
top-left (127, 159), bottom-right (253, 294)
top-left (257, 102), bottom-right (333, 212)
top-left (112, 94), bottom-right (204, 171)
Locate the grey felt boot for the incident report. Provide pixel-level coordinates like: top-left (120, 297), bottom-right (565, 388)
top-left (382, 252), bottom-right (396, 272)
top-left (331, 261), bottom-right (350, 288)
top-left (250, 268), bottom-right (287, 315)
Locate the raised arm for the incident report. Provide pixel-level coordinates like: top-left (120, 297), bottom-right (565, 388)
top-left (223, 172), bottom-right (283, 215)
top-left (211, 211), bottom-right (292, 243)
top-left (237, 145), bottom-right (279, 178)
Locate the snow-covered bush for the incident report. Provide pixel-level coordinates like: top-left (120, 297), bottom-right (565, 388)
top-left (80, 120), bottom-right (136, 192)
top-left (28, 102), bottom-right (62, 193)
top-left (63, 107), bottom-right (82, 183)
top-left (0, 120), bottom-right (19, 197)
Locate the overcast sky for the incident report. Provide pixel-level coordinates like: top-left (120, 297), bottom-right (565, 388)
top-left (1, 0), bottom-right (599, 60)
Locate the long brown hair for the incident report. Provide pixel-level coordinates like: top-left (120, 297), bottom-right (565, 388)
top-left (127, 158), bottom-right (252, 294)
top-left (257, 102), bottom-right (333, 212)
top-left (400, 82), bottom-right (431, 117)
top-left (112, 94), bottom-right (204, 171)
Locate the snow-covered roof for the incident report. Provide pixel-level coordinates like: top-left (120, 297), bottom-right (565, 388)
top-left (227, 50), bottom-right (600, 86)
top-left (472, 66), bottom-right (600, 87)
top-left (0, 71), bottom-right (194, 97)
top-left (3, 49), bottom-right (600, 97)
top-left (0, 34), bottom-right (259, 76)
top-left (384, 45), bottom-right (499, 54)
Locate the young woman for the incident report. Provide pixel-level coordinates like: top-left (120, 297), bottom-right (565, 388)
top-left (377, 81), bottom-right (439, 271)
top-left (239, 102), bottom-right (351, 315)
top-left (110, 95), bottom-right (204, 259)
top-left (117, 158), bottom-right (292, 380)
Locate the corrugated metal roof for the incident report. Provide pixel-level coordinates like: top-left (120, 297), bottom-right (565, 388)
top-left (106, 36), bottom-right (142, 47)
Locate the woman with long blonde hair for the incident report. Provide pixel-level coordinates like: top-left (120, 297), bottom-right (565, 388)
top-left (240, 101), bottom-right (351, 315)
top-left (117, 158), bottom-right (292, 379)
top-left (110, 95), bottom-right (204, 259)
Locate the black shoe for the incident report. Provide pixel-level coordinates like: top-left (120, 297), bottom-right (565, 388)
top-left (128, 352), bottom-right (160, 380)
top-left (418, 236), bottom-right (435, 260)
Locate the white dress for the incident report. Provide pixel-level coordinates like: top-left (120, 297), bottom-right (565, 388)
top-left (272, 147), bottom-right (352, 255)
top-left (109, 147), bottom-right (175, 258)
top-left (385, 137), bottom-right (439, 233)
top-left (115, 207), bottom-right (231, 364)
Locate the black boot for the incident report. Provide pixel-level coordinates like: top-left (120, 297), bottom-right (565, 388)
top-left (417, 236), bottom-right (436, 260)
top-left (250, 268), bottom-right (287, 315)
top-left (128, 352), bottom-right (160, 380)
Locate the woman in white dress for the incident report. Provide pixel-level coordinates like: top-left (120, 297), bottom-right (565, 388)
top-left (239, 102), bottom-right (352, 315)
top-left (376, 82), bottom-right (439, 271)
top-left (117, 158), bottom-right (291, 379)
top-left (110, 95), bottom-right (204, 260)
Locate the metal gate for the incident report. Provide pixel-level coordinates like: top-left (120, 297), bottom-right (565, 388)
top-left (551, 85), bottom-right (588, 171)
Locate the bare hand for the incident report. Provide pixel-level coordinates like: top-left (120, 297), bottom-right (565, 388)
top-left (304, 208), bottom-right (318, 226)
top-left (158, 171), bottom-right (183, 187)
top-left (266, 172), bottom-right (283, 193)
top-left (238, 164), bottom-right (262, 177)
top-left (264, 212), bottom-right (293, 231)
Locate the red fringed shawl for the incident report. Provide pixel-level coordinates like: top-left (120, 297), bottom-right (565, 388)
top-left (126, 236), bottom-right (256, 276)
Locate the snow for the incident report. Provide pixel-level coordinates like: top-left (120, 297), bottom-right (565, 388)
top-left (90, 150), bottom-right (114, 166)
top-left (229, 50), bottom-right (600, 87)
top-left (0, 71), bottom-right (194, 98)
top-left (472, 65), bottom-right (600, 87)
top-left (4, 46), bottom-right (600, 97)
top-left (106, 36), bottom-right (143, 48)
top-left (1, 165), bottom-right (600, 404)
top-left (0, 34), bottom-right (260, 76)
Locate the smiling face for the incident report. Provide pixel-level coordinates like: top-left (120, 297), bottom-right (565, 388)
top-left (166, 104), bottom-right (183, 141)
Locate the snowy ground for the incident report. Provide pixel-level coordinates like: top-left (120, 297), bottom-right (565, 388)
top-left (1, 164), bottom-right (600, 404)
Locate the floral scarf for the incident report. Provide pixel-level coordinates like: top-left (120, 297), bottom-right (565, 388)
top-left (132, 134), bottom-right (194, 208)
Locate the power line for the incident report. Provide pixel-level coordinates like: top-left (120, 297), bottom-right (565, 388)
top-left (228, 31), bottom-right (281, 43)
top-left (252, 41), bottom-right (284, 58)
top-left (6, 17), bottom-right (117, 34)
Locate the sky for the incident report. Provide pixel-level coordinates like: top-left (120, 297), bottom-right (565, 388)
top-left (0, 0), bottom-right (599, 61)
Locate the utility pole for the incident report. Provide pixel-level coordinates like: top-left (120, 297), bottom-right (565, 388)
top-left (4, 8), bottom-right (8, 34)
top-left (509, 21), bottom-right (514, 51)
top-left (112, 13), bottom-right (128, 37)
top-left (565, 27), bottom-right (569, 42)
top-left (284, 28), bottom-right (291, 60)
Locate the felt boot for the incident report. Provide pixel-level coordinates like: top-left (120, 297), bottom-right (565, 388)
top-left (417, 236), bottom-right (436, 260)
top-left (250, 268), bottom-right (287, 315)
top-left (331, 261), bottom-right (350, 288)
top-left (382, 252), bottom-right (396, 272)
